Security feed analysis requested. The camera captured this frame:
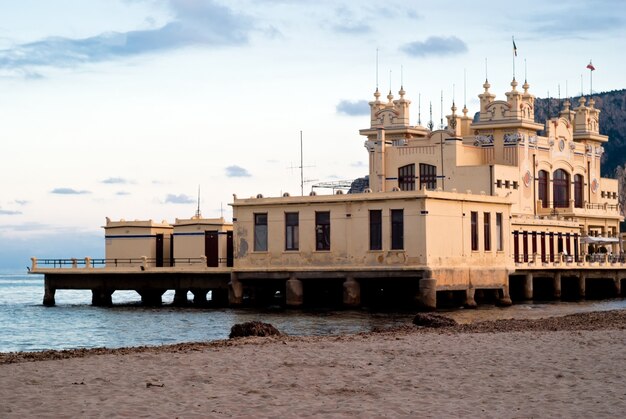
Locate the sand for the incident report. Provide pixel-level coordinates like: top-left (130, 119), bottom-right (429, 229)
top-left (2, 311), bottom-right (626, 418)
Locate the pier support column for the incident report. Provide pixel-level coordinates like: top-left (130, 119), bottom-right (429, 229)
top-left (173, 289), bottom-right (189, 306)
top-left (138, 289), bottom-right (164, 306)
top-left (92, 288), bottom-right (113, 307)
top-left (523, 273), bottom-right (534, 300)
top-left (43, 278), bottom-right (56, 307)
top-left (211, 288), bottom-right (229, 307)
top-left (464, 287), bottom-right (477, 309)
top-left (578, 273), bottom-right (586, 299)
top-left (497, 285), bottom-right (512, 306)
top-left (228, 273), bottom-right (243, 306)
top-left (286, 276), bottom-right (303, 307)
top-left (418, 275), bottom-right (437, 312)
top-left (614, 273), bottom-right (621, 297)
top-left (343, 276), bottom-right (360, 307)
top-left (553, 272), bottom-right (562, 299)
top-left (191, 289), bottom-right (208, 306)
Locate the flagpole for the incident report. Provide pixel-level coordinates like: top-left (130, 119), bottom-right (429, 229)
top-left (589, 59), bottom-right (593, 96)
top-left (512, 36), bottom-right (516, 80)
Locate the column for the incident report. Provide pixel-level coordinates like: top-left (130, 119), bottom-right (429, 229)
top-left (92, 288), bottom-right (113, 306)
top-left (464, 287), bottom-right (477, 309)
top-left (418, 274), bottom-right (437, 311)
top-left (553, 272), bottom-right (562, 299)
top-left (138, 289), bottom-right (164, 306)
top-left (497, 285), bottom-right (512, 306)
top-left (523, 273), bottom-right (533, 300)
top-left (614, 272), bottom-right (621, 297)
top-left (191, 289), bottom-right (208, 306)
top-left (173, 289), bottom-right (189, 306)
top-left (43, 277), bottom-right (56, 307)
top-left (578, 273), bottom-right (586, 299)
top-left (228, 272), bottom-right (243, 306)
top-left (286, 275), bottom-right (303, 307)
top-left (343, 276), bottom-right (361, 307)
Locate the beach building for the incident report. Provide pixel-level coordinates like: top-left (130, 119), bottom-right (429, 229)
top-left (31, 76), bottom-right (625, 309)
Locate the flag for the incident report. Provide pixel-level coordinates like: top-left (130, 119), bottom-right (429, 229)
top-left (587, 61), bottom-right (595, 71)
top-left (513, 38), bottom-right (517, 56)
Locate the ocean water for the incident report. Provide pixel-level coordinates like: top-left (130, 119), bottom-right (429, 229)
top-left (2, 273), bottom-right (626, 353)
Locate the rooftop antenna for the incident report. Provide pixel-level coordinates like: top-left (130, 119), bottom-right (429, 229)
top-left (400, 64), bottom-right (404, 88)
top-left (220, 202), bottom-right (224, 219)
top-left (587, 59), bottom-right (595, 97)
top-left (524, 59), bottom-right (527, 83)
top-left (389, 69), bottom-right (392, 93)
top-left (418, 93), bottom-right (421, 125)
top-left (375, 48), bottom-right (379, 91)
top-left (440, 90), bottom-right (444, 129)
top-left (485, 57), bottom-right (488, 81)
top-left (300, 130), bottom-right (304, 196)
top-left (427, 101), bottom-right (434, 131)
top-left (194, 185), bottom-right (201, 218)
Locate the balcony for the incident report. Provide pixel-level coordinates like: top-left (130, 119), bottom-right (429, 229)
top-left (536, 200), bottom-right (621, 218)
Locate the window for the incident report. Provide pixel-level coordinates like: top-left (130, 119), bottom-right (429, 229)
top-left (315, 211), bottom-right (331, 251)
top-left (471, 211), bottom-right (479, 251)
top-left (254, 213), bottom-right (268, 251)
top-left (574, 174), bottom-right (584, 208)
top-left (391, 209), bottom-right (404, 250)
top-left (496, 213), bottom-right (503, 251)
top-left (369, 210), bottom-right (382, 250)
top-left (538, 170), bottom-right (549, 208)
top-left (483, 212), bottom-right (491, 251)
top-left (398, 164), bottom-right (415, 191)
top-left (285, 212), bottom-right (299, 251)
top-left (553, 169), bottom-right (570, 208)
top-left (419, 163), bottom-right (437, 190)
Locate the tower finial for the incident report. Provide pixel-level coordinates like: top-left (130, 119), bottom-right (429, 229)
top-left (418, 93), bottom-right (421, 125)
top-left (485, 57), bottom-right (488, 82)
top-left (463, 68), bottom-right (468, 116)
top-left (195, 185), bottom-right (202, 219)
top-left (427, 101), bottom-right (434, 131)
top-left (375, 47), bottom-right (379, 91)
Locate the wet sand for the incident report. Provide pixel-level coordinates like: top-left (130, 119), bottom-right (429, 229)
top-left (2, 310), bottom-right (626, 417)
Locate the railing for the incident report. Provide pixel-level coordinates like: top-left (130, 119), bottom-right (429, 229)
top-left (31, 256), bottom-right (233, 271)
top-left (536, 199), bottom-right (621, 214)
top-left (512, 252), bottom-right (626, 267)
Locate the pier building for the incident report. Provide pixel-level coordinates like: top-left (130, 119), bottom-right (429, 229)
top-left (31, 77), bottom-right (625, 309)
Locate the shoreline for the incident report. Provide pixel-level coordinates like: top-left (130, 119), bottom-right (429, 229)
top-left (2, 308), bottom-right (625, 365)
top-left (2, 309), bottom-right (626, 417)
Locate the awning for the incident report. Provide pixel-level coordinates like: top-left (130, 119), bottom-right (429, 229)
top-left (580, 236), bottom-right (620, 245)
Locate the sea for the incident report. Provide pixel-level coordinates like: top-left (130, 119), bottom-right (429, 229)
top-left (2, 272), bottom-right (626, 354)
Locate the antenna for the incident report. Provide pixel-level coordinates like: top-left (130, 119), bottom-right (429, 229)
top-left (512, 35), bottom-right (516, 80)
top-left (375, 48), bottom-right (379, 90)
top-left (428, 101), bottom-right (434, 131)
top-left (580, 74), bottom-right (584, 97)
top-left (524, 58), bottom-right (527, 83)
top-left (485, 57), bottom-right (488, 81)
top-left (300, 130), bottom-right (304, 196)
top-left (195, 185), bottom-right (201, 218)
top-left (418, 93), bottom-right (421, 125)
top-left (220, 202), bottom-right (224, 218)
top-left (400, 64), bottom-right (404, 88)
top-left (389, 69), bottom-right (392, 92)
top-left (463, 68), bottom-right (467, 109)
top-left (440, 90), bottom-right (443, 129)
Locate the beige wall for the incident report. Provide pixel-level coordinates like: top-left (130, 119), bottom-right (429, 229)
top-left (104, 219), bottom-right (173, 267)
top-left (172, 217), bottom-right (233, 265)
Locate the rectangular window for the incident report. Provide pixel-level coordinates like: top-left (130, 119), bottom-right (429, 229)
top-left (315, 211), bottom-right (331, 251)
top-left (391, 209), bottom-right (404, 250)
top-left (285, 212), bottom-right (299, 251)
top-left (369, 210), bottom-right (382, 250)
top-left (254, 213), bottom-right (268, 251)
top-left (496, 213), bottom-right (503, 251)
top-left (398, 164), bottom-right (415, 191)
top-left (419, 163), bottom-right (437, 190)
top-left (471, 211), bottom-right (479, 251)
top-left (483, 212), bottom-right (491, 251)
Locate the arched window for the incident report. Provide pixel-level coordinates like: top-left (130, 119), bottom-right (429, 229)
top-left (553, 169), bottom-right (570, 208)
top-left (538, 170), bottom-right (549, 208)
top-left (574, 174), bottom-right (584, 208)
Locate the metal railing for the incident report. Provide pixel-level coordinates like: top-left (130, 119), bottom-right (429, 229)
top-left (513, 253), bottom-right (626, 266)
top-left (31, 256), bottom-right (233, 271)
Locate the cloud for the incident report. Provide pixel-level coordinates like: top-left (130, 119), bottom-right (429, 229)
top-left (116, 191), bottom-right (131, 196)
top-left (351, 161), bottom-right (367, 168)
top-left (102, 177), bottom-right (132, 184)
top-left (164, 193), bottom-right (195, 204)
top-left (0, 209), bottom-right (21, 215)
top-left (336, 99), bottom-right (369, 116)
top-left (401, 36), bottom-right (468, 57)
top-left (51, 188), bottom-right (91, 195)
top-left (330, 6), bottom-right (372, 35)
top-left (225, 165), bottom-right (251, 177)
top-left (14, 200), bottom-right (29, 206)
top-left (0, 0), bottom-right (254, 72)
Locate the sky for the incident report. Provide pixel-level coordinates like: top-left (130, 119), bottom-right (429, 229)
top-left (0, 0), bottom-right (624, 270)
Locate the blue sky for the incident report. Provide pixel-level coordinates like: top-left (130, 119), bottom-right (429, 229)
top-left (0, 0), bottom-right (624, 270)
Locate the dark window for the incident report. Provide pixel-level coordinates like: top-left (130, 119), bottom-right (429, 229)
top-left (254, 213), bottom-right (268, 251)
top-left (315, 211), bottom-right (331, 251)
top-left (285, 212), bottom-right (299, 251)
top-left (471, 211), bottom-right (479, 251)
top-left (398, 164), bottom-right (415, 191)
top-left (549, 232), bottom-right (555, 262)
top-left (523, 231), bottom-right (529, 262)
top-left (574, 174), bottom-right (584, 208)
top-left (391, 209), bottom-right (404, 250)
top-left (369, 210), bottom-right (382, 250)
top-left (532, 232), bottom-right (537, 255)
top-left (484, 212), bottom-right (491, 251)
top-left (538, 170), bottom-right (549, 208)
top-left (513, 231), bottom-right (519, 262)
top-left (419, 163), bottom-right (437, 190)
top-left (496, 213), bottom-right (503, 251)
top-left (541, 232), bottom-right (546, 263)
top-left (553, 169), bottom-right (570, 208)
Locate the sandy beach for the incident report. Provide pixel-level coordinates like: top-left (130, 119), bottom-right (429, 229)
top-left (2, 311), bottom-right (626, 418)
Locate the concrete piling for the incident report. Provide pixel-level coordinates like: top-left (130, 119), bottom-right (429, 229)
top-left (92, 288), bottom-right (113, 306)
top-left (523, 273), bottom-right (533, 300)
top-left (286, 276), bottom-right (303, 307)
top-left (228, 273), bottom-right (243, 306)
top-left (418, 277), bottom-right (437, 311)
top-left (578, 273), bottom-right (586, 298)
top-left (343, 276), bottom-right (361, 307)
top-left (464, 287), bottom-right (477, 309)
top-left (43, 279), bottom-right (56, 307)
top-left (553, 272), bottom-right (562, 299)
